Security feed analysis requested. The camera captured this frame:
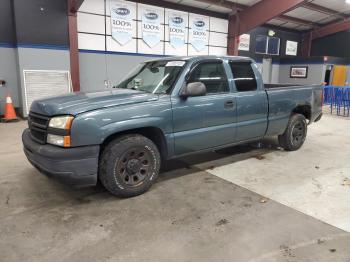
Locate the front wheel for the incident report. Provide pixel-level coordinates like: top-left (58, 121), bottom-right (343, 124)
top-left (99, 134), bottom-right (161, 197)
top-left (278, 114), bottom-right (307, 151)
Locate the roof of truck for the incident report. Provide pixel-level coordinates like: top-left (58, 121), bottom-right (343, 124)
top-left (145, 55), bottom-right (254, 63)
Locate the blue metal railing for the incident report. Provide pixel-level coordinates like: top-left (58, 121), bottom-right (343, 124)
top-left (323, 86), bottom-right (350, 117)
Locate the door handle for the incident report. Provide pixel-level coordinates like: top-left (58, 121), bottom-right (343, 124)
top-left (224, 100), bottom-right (234, 109)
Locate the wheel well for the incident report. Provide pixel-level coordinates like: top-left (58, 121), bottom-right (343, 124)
top-left (292, 105), bottom-right (311, 120)
top-left (101, 127), bottom-right (168, 161)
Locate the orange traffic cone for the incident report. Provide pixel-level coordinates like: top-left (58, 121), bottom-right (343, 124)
top-left (2, 94), bottom-right (18, 122)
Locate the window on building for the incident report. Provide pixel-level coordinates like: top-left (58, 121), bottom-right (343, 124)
top-left (229, 62), bottom-right (257, 92)
top-left (255, 35), bottom-right (280, 55)
top-left (267, 37), bottom-right (280, 55)
top-left (188, 61), bottom-right (229, 94)
top-left (255, 35), bottom-right (268, 54)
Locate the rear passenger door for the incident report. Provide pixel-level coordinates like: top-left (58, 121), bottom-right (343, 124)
top-left (229, 62), bottom-right (268, 142)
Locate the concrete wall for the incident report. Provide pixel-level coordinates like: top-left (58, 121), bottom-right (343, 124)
top-left (279, 64), bottom-right (325, 85)
top-left (79, 52), bottom-right (156, 92)
top-left (0, 47), bottom-right (19, 114)
top-left (16, 47), bottom-right (70, 115)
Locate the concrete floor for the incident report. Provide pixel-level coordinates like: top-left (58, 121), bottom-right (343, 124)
top-left (1, 115), bottom-right (350, 262)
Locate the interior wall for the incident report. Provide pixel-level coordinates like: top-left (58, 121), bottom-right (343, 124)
top-left (0, 47), bottom-right (19, 114)
top-left (279, 64), bottom-right (325, 85)
top-left (16, 48), bottom-right (70, 116)
top-left (78, 0), bottom-right (228, 56)
top-left (238, 26), bottom-right (302, 60)
top-left (79, 52), bottom-right (154, 92)
top-left (312, 30), bottom-right (350, 58)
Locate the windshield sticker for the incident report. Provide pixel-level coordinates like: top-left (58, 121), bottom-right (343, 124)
top-left (165, 61), bottom-right (185, 67)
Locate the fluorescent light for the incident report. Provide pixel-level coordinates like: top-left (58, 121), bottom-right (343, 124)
top-left (347, 0), bottom-right (350, 4)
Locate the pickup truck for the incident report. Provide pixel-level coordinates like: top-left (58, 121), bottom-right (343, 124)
top-left (23, 56), bottom-right (323, 197)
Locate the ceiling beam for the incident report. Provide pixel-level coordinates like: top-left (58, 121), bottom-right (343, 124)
top-left (312, 17), bottom-right (350, 40)
top-left (127, 0), bottom-right (227, 19)
top-left (195, 0), bottom-right (315, 27)
top-left (278, 14), bottom-right (316, 26)
top-left (231, 0), bottom-right (308, 35)
top-left (302, 2), bottom-right (347, 19)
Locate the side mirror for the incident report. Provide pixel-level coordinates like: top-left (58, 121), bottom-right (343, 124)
top-left (180, 82), bottom-right (206, 98)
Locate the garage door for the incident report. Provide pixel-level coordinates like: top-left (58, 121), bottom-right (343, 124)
top-left (23, 70), bottom-right (72, 116)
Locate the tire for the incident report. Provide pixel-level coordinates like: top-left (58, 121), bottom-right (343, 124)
top-left (278, 114), bottom-right (307, 151)
top-left (99, 134), bottom-right (161, 197)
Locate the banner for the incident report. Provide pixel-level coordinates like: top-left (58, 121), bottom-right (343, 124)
top-left (190, 16), bottom-right (208, 52)
top-left (141, 7), bottom-right (162, 48)
top-left (168, 11), bottom-right (186, 49)
top-left (110, 1), bottom-right (134, 46)
top-left (286, 40), bottom-right (298, 56)
top-left (238, 34), bottom-right (250, 51)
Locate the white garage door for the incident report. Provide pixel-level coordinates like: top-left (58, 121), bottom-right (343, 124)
top-left (23, 70), bottom-right (72, 116)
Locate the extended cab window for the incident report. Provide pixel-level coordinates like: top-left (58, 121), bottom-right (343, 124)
top-left (188, 61), bottom-right (229, 94)
top-left (229, 62), bottom-right (257, 92)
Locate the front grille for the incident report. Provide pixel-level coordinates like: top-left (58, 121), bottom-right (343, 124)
top-left (28, 112), bottom-right (49, 144)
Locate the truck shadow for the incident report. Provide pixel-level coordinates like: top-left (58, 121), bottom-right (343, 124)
top-left (21, 137), bottom-right (283, 205)
top-left (158, 137), bottom-right (282, 183)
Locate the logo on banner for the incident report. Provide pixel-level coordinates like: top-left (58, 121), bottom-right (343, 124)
top-left (110, 1), bottom-right (133, 46)
top-left (169, 12), bottom-right (186, 49)
top-left (142, 8), bottom-right (161, 48)
top-left (191, 17), bottom-right (208, 52)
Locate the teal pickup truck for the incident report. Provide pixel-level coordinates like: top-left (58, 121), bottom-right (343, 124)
top-left (23, 56), bottom-right (323, 197)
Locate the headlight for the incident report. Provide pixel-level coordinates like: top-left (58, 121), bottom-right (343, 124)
top-left (47, 115), bottom-right (74, 147)
top-left (47, 134), bottom-right (71, 147)
top-left (48, 116), bottom-right (74, 129)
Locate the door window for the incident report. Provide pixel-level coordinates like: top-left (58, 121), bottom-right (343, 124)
top-left (188, 61), bottom-right (229, 94)
top-left (229, 62), bottom-right (257, 92)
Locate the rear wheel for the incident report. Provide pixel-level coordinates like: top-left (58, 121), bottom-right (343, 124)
top-left (99, 134), bottom-right (161, 197)
top-left (278, 114), bottom-right (307, 151)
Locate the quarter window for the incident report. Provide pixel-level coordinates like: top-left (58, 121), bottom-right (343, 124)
top-left (188, 61), bottom-right (229, 94)
top-left (229, 62), bottom-right (257, 92)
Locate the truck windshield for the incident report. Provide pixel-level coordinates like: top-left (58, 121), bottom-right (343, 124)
top-left (114, 60), bottom-right (186, 94)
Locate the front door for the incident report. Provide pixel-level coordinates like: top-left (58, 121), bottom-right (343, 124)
top-left (171, 60), bottom-right (237, 155)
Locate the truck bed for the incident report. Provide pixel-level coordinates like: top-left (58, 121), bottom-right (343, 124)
top-left (264, 83), bottom-right (323, 136)
top-left (264, 83), bottom-right (321, 89)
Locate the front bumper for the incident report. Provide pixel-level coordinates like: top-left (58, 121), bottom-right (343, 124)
top-left (22, 129), bottom-right (99, 187)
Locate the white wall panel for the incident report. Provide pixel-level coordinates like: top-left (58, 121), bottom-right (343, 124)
top-left (78, 1), bottom-right (229, 56)
top-left (209, 17), bottom-right (228, 33)
top-left (164, 42), bottom-right (188, 56)
top-left (188, 45), bottom-right (208, 56)
top-left (78, 33), bottom-right (105, 51)
top-left (107, 36), bottom-right (136, 53)
top-left (79, 0), bottom-right (104, 15)
top-left (78, 13), bottom-right (105, 34)
top-left (209, 46), bottom-right (227, 56)
top-left (209, 32), bottom-right (227, 47)
top-left (138, 39), bottom-right (164, 55)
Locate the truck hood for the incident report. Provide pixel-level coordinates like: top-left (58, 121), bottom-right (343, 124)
top-left (30, 89), bottom-right (159, 116)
